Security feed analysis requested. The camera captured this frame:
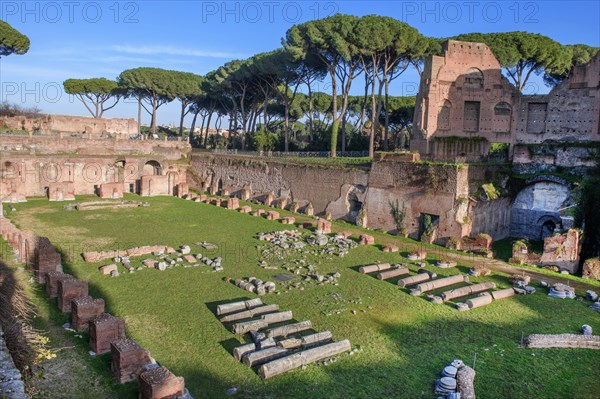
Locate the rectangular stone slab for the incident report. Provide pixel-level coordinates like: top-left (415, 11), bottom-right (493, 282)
top-left (266, 321), bottom-right (312, 338)
top-left (258, 340), bottom-right (351, 379)
top-left (377, 268), bottom-right (410, 280)
top-left (242, 346), bottom-right (289, 367)
top-left (219, 304), bottom-right (280, 323)
top-left (232, 319), bottom-right (268, 335)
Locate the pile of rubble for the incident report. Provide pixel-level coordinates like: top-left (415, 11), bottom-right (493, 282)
top-left (229, 277), bottom-right (277, 296)
top-left (255, 230), bottom-right (355, 292)
top-left (97, 244), bottom-right (223, 277)
top-left (548, 283), bottom-right (576, 299)
top-left (434, 359), bottom-right (476, 399)
top-left (509, 274), bottom-right (536, 295)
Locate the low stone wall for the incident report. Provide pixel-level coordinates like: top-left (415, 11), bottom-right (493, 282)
top-left (525, 334), bottom-right (600, 349)
top-left (1, 114), bottom-right (138, 137)
top-left (0, 324), bottom-right (28, 399)
top-left (0, 216), bottom-right (188, 398)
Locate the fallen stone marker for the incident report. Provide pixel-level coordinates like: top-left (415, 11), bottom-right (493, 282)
top-left (377, 267), bottom-right (410, 280)
top-left (301, 331), bottom-right (333, 348)
top-left (586, 290), bottom-right (598, 301)
top-left (217, 299), bottom-right (263, 316)
top-left (336, 231), bottom-right (352, 239)
top-left (239, 205), bottom-right (252, 214)
top-left (525, 334), bottom-right (600, 349)
top-left (382, 244), bottom-right (399, 253)
top-left (281, 217), bottom-right (296, 225)
top-left (261, 311), bottom-right (293, 324)
top-left (412, 274), bottom-right (468, 295)
top-left (465, 292), bottom-right (493, 309)
top-left (99, 264), bottom-right (118, 275)
top-left (358, 263), bottom-right (391, 274)
top-left (266, 211), bottom-right (280, 221)
top-left (441, 281), bottom-right (496, 302)
top-left (397, 273), bottom-right (432, 288)
top-left (490, 288), bottom-right (516, 300)
top-left (233, 319), bottom-right (269, 335)
top-left (456, 365), bottom-right (476, 399)
top-left (233, 343), bottom-right (256, 361)
top-left (358, 234), bottom-right (375, 245)
top-left (142, 259), bottom-right (156, 269)
top-left (591, 301), bottom-right (600, 312)
top-left (258, 340), bottom-right (351, 379)
top-left (242, 346), bottom-right (289, 367)
top-left (219, 304), bottom-right (280, 323)
top-left (266, 320), bottom-right (312, 338)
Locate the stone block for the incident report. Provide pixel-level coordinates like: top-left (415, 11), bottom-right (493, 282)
top-left (89, 313), bottom-right (126, 354)
top-left (264, 193), bottom-right (274, 206)
top-left (275, 197), bottom-right (287, 210)
top-left (183, 255), bottom-right (196, 263)
top-left (281, 217), bottom-right (295, 225)
top-left (99, 264), bottom-right (118, 275)
top-left (583, 258), bottom-right (600, 280)
top-left (111, 339), bottom-right (152, 384)
top-left (45, 271), bottom-right (74, 299)
top-left (251, 209), bottom-right (265, 217)
top-left (72, 296), bottom-right (105, 332)
top-left (210, 198), bottom-right (222, 207)
top-left (301, 222), bottom-right (313, 229)
top-left (336, 231), bottom-right (352, 239)
top-left (57, 278), bottom-right (88, 313)
top-left (225, 198), bottom-right (239, 210)
top-left (382, 244), bottom-right (399, 253)
top-left (240, 188), bottom-right (251, 200)
top-left (138, 366), bottom-right (185, 399)
top-left (176, 182), bottom-right (189, 198)
top-left (99, 183), bottom-right (124, 199)
top-left (239, 205), bottom-right (252, 214)
top-left (359, 234), bottom-right (375, 245)
top-left (48, 181), bottom-right (75, 201)
top-left (266, 211), bottom-right (280, 221)
top-left (316, 219), bottom-right (332, 234)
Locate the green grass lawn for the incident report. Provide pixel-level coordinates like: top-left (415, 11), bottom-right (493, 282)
top-left (5, 195), bottom-right (600, 399)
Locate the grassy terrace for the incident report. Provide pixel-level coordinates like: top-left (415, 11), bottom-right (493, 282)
top-left (3, 195), bottom-right (600, 399)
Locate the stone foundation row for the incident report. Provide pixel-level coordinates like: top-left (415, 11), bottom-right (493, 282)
top-left (215, 298), bottom-right (352, 379)
top-left (0, 218), bottom-right (190, 399)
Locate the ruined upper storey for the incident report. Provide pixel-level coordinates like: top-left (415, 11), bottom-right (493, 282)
top-left (411, 40), bottom-right (600, 161)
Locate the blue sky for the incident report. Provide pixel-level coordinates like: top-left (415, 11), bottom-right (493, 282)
top-left (1, 0), bottom-right (599, 126)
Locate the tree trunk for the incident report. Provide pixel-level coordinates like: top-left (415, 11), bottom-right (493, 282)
top-left (330, 71), bottom-right (338, 157)
top-left (137, 95), bottom-right (142, 136)
top-left (150, 96), bottom-right (158, 135)
top-left (384, 80), bottom-right (390, 150)
top-left (179, 101), bottom-right (186, 137)
top-left (190, 110), bottom-right (199, 138)
top-left (369, 78), bottom-right (377, 158)
top-left (341, 113), bottom-right (347, 152)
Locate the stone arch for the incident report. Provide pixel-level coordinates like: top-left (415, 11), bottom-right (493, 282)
top-left (510, 177), bottom-right (572, 240)
top-left (537, 214), bottom-right (562, 240)
top-left (493, 102), bottom-right (512, 133)
top-left (143, 160), bottom-right (161, 176)
top-left (464, 68), bottom-right (484, 89)
top-left (437, 100), bottom-right (452, 130)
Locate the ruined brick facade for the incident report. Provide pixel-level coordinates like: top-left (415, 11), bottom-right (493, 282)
top-left (1, 114), bottom-right (138, 138)
top-left (0, 135), bottom-right (190, 202)
top-left (412, 40), bottom-right (600, 163)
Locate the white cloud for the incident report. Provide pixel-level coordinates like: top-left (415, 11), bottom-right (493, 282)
top-left (111, 45), bottom-right (245, 59)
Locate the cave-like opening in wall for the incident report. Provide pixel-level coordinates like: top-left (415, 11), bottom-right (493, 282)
top-left (510, 176), bottom-right (572, 240)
